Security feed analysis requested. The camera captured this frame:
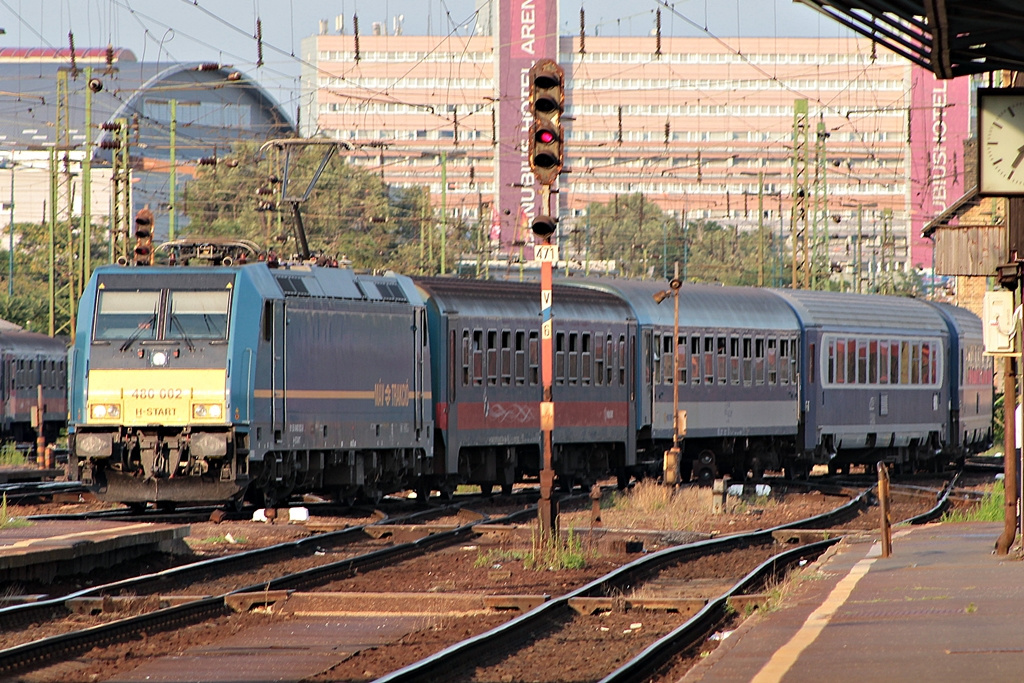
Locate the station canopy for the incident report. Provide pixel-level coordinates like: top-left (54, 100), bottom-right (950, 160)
top-left (796, 0), bottom-right (1024, 79)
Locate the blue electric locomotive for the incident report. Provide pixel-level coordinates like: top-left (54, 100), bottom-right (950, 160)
top-left (68, 262), bottom-right (431, 506)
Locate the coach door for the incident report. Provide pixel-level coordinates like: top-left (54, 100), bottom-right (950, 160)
top-left (640, 329), bottom-right (653, 431)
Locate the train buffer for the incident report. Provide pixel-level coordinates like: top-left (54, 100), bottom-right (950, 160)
top-left (687, 522), bottom-right (1024, 682)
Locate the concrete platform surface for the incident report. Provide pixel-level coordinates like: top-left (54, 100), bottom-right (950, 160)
top-left (685, 521), bottom-right (1024, 683)
top-left (0, 519), bottom-right (190, 582)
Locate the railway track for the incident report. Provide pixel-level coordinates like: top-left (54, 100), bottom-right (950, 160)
top-left (0, 496), bottom-right (546, 677)
top-left (0, 478), bottom-right (961, 681)
top-left (376, 480), bottom-right (956, 683)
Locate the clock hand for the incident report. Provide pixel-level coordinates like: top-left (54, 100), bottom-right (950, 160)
top-left (1012, 144), bottom-right (1024, 169)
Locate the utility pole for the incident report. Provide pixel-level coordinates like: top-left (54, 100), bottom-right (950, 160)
top-left (169, 99), bottom-right (177, 240)
top-left (791, 99), bottom-right (810, 289)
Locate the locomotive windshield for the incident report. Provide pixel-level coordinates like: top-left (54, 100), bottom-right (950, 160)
top-left (93, 288), bottom-right (230, 341)
top-left (94, 291), bottom-right (160, 341)
top-left (168, 291), bottom-right (230, 339)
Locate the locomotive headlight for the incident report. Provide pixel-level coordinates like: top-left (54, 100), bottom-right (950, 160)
top-left (193, 403), bottom-right (224, 419)
top-left (151, 351), bottom-right (168, 366)
top-left (90, 403), bottom-right (121, 419)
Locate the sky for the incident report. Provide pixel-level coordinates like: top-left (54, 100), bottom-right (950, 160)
top-left (0, 0), bottom-right (855, 117)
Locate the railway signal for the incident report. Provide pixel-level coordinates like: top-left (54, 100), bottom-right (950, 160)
top-left (527, 58), bottom-right (565, 542)
top-left (133, 208), bottom-right (154, 266)
top-left (528, 59), bottom-right (564, 186)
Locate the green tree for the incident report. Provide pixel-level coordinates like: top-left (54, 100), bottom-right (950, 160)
top-left (182, 142), bottom-right (435, 272)
top-left (584, 193), bottom-right (678, 278)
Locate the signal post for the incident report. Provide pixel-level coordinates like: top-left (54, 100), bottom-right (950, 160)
top-left (528, 59), bottom-right (565, 541)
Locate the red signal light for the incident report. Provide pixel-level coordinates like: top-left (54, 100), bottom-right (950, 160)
top-left (537, 129), bottom-right (556, 144)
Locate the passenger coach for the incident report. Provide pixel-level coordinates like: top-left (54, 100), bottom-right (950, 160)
top-left (417, 277), bottom-right (636, 493)
top-left (576, 280), bottom-right (802, 484)
top-left (776, 290), bottom-right (955, 473)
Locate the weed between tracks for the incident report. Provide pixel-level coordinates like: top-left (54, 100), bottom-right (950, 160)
top-left (0, 441), bottom-right (23, 466)
top-left (0, 493), bottom-right (28, 529)
top-left (942, 480), bottom-right (1004, 522)
top-left (602, 480), bottom-right (777, 529)
top-left (474, 525), bottom-right (594, 571)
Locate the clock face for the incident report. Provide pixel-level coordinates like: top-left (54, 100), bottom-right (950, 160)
top-left (980, 90), bottom-right (1024, 195)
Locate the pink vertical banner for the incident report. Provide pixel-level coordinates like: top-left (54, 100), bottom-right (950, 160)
top-left (909, 66), bottom-right (970, 269)
top-left (495, 0), bottom-right (559, 256)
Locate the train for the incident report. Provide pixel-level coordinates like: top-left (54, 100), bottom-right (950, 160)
top-left (0, 322), bottom-right (68, 446)
top-left (65, 258), bottom-right (993, 507)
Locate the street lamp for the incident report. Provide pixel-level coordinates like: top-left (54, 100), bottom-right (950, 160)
top-left (653, 264), bottom-right (685, 484)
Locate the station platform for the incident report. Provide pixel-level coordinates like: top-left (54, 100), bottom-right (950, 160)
top-left (685, 521), bottom-right (1024, 683)
top-left (0, 520), bottom-right (190, 583)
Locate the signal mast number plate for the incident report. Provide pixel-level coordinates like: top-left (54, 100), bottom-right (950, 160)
top-left (536, 245), bottom-right (558, 263)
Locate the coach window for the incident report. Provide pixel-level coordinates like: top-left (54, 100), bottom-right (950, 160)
top-left (911, 342), bottom-right (921, 384)
top-left (868, 341), bottom-right (879, 383)
top-left (857, 340), bottom-right (868, 385)
top-left (717, 336), bottom-right (727, 385)
top-left (461, 331), bottom-right (471, 386)
top-left (899, 341), bottom-right (911, 384)
top-left (582, 333), bottom-right (592, 385)
top-left (754, 338), bottom-right (765, 386)
top-left (703, 337), bottom-right (714, 384)
top-left (652, 333), bottom-right (662, 385)
top-left (924, 343), bottom-right (932, 384)
top-left (94, 290), bottom-right (160, 341)
top-left (742, 338), bottom-right (753, 386)
top-left (729, 337), bottom-right (740, 385)
top-left (486, 331), bottom-right (498, 386)
top-left (500, 331), bottom-right (512, 386)
top-left (514, 331), bottom-right (526, 385)
top-left (690, 337), bottom-right (700, 385)
top-left (555, 332), bottom-right (566, 386)
top-left (779, 340), bottom-right (790, 385)
top-left (929, 342), bottom-right (938, 384)
top-left (790, 338), bottom-right (799, 384)
top-left (677, 335), bottom-right (687, 384)
top-left (879, 340), bottom-right (890, 384)
top-left (846, 339), bottom-right (856, 384)
top-left (595, 333), bottom-right (605, 386)
top-left (664, 335), bottom-right (675, 385)
top-left (619, 335), bottom-right (627, 385)
top-left (529, 332), bottom-right (540, 385)
top-left (606, 335), bottom-right (616, 385)
top-left (472, 330), bottom-right (484, 386)
top-left (568, 333), bottom-right (579, 385)
top-left (891, 341), bottom-right (901, 384)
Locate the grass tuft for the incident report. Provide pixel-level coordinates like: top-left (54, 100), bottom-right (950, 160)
top-left (0, 442), bottom-right (23, 467)
top-left (943, 480), bottom-right (1004, 523)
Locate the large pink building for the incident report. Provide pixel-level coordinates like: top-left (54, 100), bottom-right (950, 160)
top-left (300, 27), bottom-right (956, 281)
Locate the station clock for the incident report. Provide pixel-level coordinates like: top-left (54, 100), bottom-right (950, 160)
top-left (979, 88), bottom-right (1024, 196)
